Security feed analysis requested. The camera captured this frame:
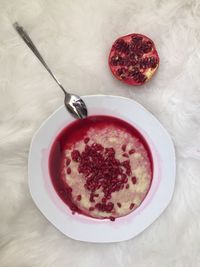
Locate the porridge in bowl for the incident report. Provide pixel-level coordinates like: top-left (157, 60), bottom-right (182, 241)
top-left (49, 115), bottom-right (153, 221)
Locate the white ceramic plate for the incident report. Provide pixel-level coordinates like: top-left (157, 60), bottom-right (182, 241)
top-left (28, 95), bottom-right (176, 243)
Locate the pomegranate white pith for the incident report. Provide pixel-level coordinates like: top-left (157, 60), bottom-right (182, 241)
top-left (61, 126), bottom-right (152, 220)
top-left (109, 33), bottom-right (159, 86)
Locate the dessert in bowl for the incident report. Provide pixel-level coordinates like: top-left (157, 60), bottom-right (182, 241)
top-left (29, 95), bottom-right (175, 242)
top-left (49, 115), bottom-right (153, 221)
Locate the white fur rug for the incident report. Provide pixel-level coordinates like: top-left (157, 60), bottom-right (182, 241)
top-left (0, 0), bottom-right (200, 266)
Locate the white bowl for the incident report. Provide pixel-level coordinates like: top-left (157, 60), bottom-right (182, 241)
top-left (28, 95), bottom-right (176, 243)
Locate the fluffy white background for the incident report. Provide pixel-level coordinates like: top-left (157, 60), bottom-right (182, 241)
top-left (0, 0), bottom-right (200, 266)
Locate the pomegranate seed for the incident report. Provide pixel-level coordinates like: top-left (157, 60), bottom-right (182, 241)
top-left (141, 42), bottom-right (152, 53)
top-left (111, 55), bottom-right (123, 66)
top-left (109, 216), bottom-right (115, 221)
top-left (71, 150), bottom-right (81, 162)
top-left (111, 179), bottom-right (118, 184)
top-left (129, 203), bottom-right (135, 210)
top-left (126, 184), bottom-right (130, 189)
top-left (96, 184), bottom-right (101, 189)
top-left (131, 176), bottom-right (137, 184)
top-left (77, 195), bottom-right (82, 201)
top-left (122, 153), bottom-right (129, 158)
top-left (84, 137), bottom-right (90, 144)
top-left (117, 202), bottom-right (122, 208)
top-left (89, 207), bottom-right (95, 211)
top-left (89, 194), bottom-right (95, 203)
top-left (116, 183), bottom-right (122, 191)
top-left (124, 177), bottom-right (128, 183)
top-left (129, 149), bottom-right (135, 155)
top-left (67, 167), bottom-right (71, 174)
top-left (106, 202), bottom-right (114, 212)
top-left (122, 144), bottom-right (126, 151)
top-left (105, 147), bottom-right (115, 156)
top-left (91, 143), bottom-right (104, 151)
top-left (66, 157), bottom-right (71, 166)
top-left (102, 197), bottom-right (107, 203)
top-left (67, 187), bottom-right (72, 193)
top-left (120, 184), bottom-right (124, 190)
top-left (131, 35), bottom-right (143, 43)
top-left (111, 184), bottom-right (117, 192)
top-left (95, 203), bottom-right (103, 211)
top-left (71, 204), bottom-right (78, 212)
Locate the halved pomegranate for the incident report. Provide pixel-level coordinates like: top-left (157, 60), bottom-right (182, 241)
top-left (108, 33), bottom-right (159, 86)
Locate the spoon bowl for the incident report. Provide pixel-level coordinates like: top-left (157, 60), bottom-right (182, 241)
top-left (64, 93), bottom-right (88, 119)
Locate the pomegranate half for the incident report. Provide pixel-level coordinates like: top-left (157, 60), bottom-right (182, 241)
top-left (108, 33), bottom-right (159, 86)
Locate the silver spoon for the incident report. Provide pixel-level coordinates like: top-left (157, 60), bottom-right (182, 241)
top-left (13, 22), bottom-right (88, 119)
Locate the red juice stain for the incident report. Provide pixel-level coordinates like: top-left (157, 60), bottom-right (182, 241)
top-left (48, 115), bottom-right (153, 218)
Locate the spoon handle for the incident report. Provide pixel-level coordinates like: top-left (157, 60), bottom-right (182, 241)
top-left (13, 22), bottom-right (67, 95)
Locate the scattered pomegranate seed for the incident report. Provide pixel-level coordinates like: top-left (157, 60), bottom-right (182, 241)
top-left (105, 147), bottom-right (115, 156)
top-left (84, 137), bottom-right (90, 144)
top-left (129, 149), bottom-right (135, 155)
top-left (131, 176), bottom-right (137, 184)
top-left (71, 204), bottom-right (78, 212)
top-left (70, 141), bottom-right (136, 214)
top-left (89, 194), bottom-right (95, 203)
top-left (102, 197), bottom-right (107, 203)
top-left (121, 160), bottom-right (132, 176)
top-left (95, 202), bottom-right (114, 212)
top-left (109, 216), bottom-right (115, 221)
top-left (77, 195), bottom-right (82, 201)
top-left (91, 143), bottom-right (104, 152)
top-left (66, 157), bottom-right (71, 166)
top-left (117, 202), bottom-right (122, 208)
top-left (71, 150), bottom-right (81, 162)
top-left (123, 177), bottom-right (128, 183)
top-left (67, 167), bottom-right (71, 174)
top-left (106, 202), bottom-right (114, 212)
top-left (73, 142), bottom-right (132, 198)
top-left (122, 144), bottom-right (126, 151)
top-left (129, 203), bottom-right (135, 210)
top-left (68, 187), bottom-right (72, 193)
